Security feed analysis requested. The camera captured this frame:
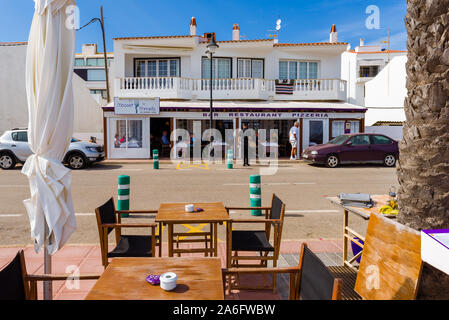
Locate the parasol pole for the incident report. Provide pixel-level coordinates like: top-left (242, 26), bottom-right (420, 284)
top-left (43, 222), bottom-right (52, 300)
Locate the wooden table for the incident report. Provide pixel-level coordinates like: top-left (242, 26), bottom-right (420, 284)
top-left (156, 202), bottom-right (230, 257)
top-left (327, 194), bottom-right (393, 270)
top-left (85, 257), bottom-right (224, 300)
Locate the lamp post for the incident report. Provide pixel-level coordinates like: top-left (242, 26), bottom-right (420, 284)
top-left (205, 37), bottom-right (219, 135)
top-left (78, 6), bottom-right (111, 103)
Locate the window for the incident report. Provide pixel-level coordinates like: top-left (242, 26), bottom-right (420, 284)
top-left (372, 135), bottom-right (392, 145)
top-left (90, 89), bottom-right (107, 99)
top-left (359, 66), bottom-right (379, 78)
top-left (86, 58), bottom-right (105, 67)
top-left (279, 60), bottom-right (319, 80)
top-left (134, 59), bottom-right (180, 77)
top-left (237, 59), bottom-right (264, 78)
top-left (114, 119), bottom-right (143, 149)
top-left (75, 58), bottom-right (85, 67)
top-left (351, 135), bottom-right (370, 146)
top-left (202, 57), bottom-right (231, 79)
top-left (332, 121), bottom-right (345, 138)
top-left (12, 131), bottom-right (28, 142)
top-left (87, 69), bottom-right (106, 81)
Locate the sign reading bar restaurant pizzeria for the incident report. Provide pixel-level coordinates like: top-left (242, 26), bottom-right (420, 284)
top-left (114, 98), bottom-right (160, 115)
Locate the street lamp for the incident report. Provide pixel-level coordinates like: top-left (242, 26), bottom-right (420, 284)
top-left (205, 37), bottom-right (219, 135)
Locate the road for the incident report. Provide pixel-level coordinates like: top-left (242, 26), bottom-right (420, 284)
top-left (0, 161), bottom-right (399, 246)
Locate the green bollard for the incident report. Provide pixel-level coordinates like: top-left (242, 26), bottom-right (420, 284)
top-left (227, 149), bottom-right (233, 170)
top-left (153, 149), bottom-right (159, 170)
top-left (250, 175), bottom-right (262, 216)
top-left (118, 175), bottom-right (130, 218)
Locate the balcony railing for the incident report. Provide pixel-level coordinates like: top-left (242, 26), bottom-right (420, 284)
top-left (115, 77), bottom-right (347, 101)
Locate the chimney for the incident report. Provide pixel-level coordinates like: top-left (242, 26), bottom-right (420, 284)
top-left (360, 38), bottom-right (365, 46)
top-left (232, 24), bottom-right (240, 41)
top-left (190, 17), bottom-right (197, 36)
top-left (329, 24), bottom-right (338, 43)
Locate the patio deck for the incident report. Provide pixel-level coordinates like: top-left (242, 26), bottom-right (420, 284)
top-left (0, 239), bottom-right (343, 300)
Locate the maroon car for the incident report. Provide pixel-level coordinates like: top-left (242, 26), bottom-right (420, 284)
top-left (302, 133), bottom-right (399, 168)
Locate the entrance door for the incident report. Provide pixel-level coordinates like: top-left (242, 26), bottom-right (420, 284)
top-left (303, 119), bottom-right (329, 150)
top-left (109, 118), bottom-right (150, 159)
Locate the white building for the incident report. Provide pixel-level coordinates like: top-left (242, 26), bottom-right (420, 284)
top-left (342, 40), bottom-right (407, 140)
top-left (0, 42), bottom-right (104, 143)
top-left (74, 43), bottom-right (114, 104)
top-left (105, 19), bottom-right (366, 159)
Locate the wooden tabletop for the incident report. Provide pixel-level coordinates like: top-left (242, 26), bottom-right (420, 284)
top-left (85, 257), bottom-right (224, 300)
top-left (327, 194), bottom-right (393, 220)
top-left (156, 202), bottom-right (230, 223)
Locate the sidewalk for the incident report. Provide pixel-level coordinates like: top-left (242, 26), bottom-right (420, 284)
top-left (102, 158), bottom-right (306, 165)
top-left (0, 239), bottom-right (343, 300)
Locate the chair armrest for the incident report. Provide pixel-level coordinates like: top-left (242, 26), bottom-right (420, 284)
top-left (102, 223), bottom-right (158, 228)
top-left (226, 207), bottom-right (271, 211)
top-left (230, 219), bottom-right (281, 224)
top-left (223, 267), bottom-right (299, 275)
top-left (116, 210), bottom-right (158, 215)
top-left (26, 274), bottom-right (101, 281)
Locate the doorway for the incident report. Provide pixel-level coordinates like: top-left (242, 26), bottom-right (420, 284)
top-left (150, 118), bottom-right (171, 157)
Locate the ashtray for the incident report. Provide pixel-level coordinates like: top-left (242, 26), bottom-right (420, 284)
top-left (146, 274), bottom-right (161, 285)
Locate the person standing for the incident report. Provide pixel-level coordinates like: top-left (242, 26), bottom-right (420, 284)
top-left (289, 122), bottom-right (300, 160)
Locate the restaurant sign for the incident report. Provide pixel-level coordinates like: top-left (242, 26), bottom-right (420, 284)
top-left (114, 98), bottom-right (160, 115)
top-left (202, 112), bottom-right (330, 119)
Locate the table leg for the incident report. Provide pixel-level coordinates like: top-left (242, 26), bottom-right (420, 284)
top-left (168, 223), bottom-right (174, 258)
top-left (213, 223), bottom-right (218, 257)
top-left (343, 209), bottom-right (348, 266)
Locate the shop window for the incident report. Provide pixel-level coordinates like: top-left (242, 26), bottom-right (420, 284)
top-left (332, 121), bottom-right (345, 138)
top-left (309, 120), bottom-right (324, 146)
top-left (114, 119), bottom-right (143, 149)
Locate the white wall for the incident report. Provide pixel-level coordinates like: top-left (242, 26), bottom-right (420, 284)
top-left (365, 126), bottom-right (403, 141)
top-left (0, 44), bottom-right (104, 143)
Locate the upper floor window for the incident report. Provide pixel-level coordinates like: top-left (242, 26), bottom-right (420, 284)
top-left (87, 69), bottom-right (106, 81)
top-left (135, 58), bottom-right (180, 77)
top-left (202, 57), bottom-right (231, 79)
top-left (75, 58), bottom-right (85, 67)
top-left (237, 59), bottom-right (264, 78)
top-left (359, 65), bottom-right (379, 78)
top-left (279, 60), bottom-right (318, 80)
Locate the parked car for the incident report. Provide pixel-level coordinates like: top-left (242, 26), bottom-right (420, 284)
top-left (302, 133), bottom-right (399, 168)
top-left (0, 129), bottom-right (105, 170)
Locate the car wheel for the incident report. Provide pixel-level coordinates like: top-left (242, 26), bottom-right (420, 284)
top-left (0, 153), bottom-right (16, 170)
top-left (326, 155), bottom-right (339, 168)
top-left (384, 154), bottom-right (397, 167)
top-left (67, 153), bottom-right (86, 170)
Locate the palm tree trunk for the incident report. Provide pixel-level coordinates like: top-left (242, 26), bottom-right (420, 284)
top-left (397, 0), bottom-right (449, 299)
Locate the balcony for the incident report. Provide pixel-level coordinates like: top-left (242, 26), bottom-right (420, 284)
top-left (115, 77), bottom-right (347, 101)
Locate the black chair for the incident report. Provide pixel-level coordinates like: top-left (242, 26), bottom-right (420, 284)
top-left (226, 194), bottom-right (286, 292)
top-left (0, 251), bottom-right (99, 300)
top-left (95, 198), bottom-right (159, 268)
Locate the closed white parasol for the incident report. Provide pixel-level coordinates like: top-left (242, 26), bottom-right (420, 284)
top-left (23, 0), bottom-right (77, 299)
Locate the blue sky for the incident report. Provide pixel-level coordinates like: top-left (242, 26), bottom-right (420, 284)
top-left (1, 0), bottom-right (407, 52)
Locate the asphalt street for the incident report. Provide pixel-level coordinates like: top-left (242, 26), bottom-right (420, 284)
top-left (0, 161), bottom-right (399, 246)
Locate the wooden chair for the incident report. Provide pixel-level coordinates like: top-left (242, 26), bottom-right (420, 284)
top-left (95, 198), bottom-right (160, 268)
top-left (328, 212), bottom-right (423, 300)
top-left (225, 194), bottom-right (286, 292)
top-left (223, 243), bottom-right (343, 300)
top-left (0, 250), bottom-right (99, 300)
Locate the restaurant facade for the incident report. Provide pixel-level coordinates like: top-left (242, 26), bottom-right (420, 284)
top-left (103, 19), bottom-right (367, 159)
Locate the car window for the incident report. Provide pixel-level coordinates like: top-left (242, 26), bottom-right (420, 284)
top-left (372, 135), bottom-right (392, 145)
top-left (351, 135), bottom-right (370, 146)
top-left (12, 132), bottom-right (28, 142)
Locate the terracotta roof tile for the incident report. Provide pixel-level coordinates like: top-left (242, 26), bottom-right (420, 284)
top-left (114, 35), bottom-right (196, 41)
top-left (217, 39), bottom-right (272, 43)
top-left (274, 42), bottom-right (348, 47)
top-left (0, 41), bottom-right (28, 46)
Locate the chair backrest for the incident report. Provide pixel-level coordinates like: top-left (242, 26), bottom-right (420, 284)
top-left (296, 244), bottom-right (342, 300)
top-left (95, 198), bottom-right (117, 235)
top-left (354, 213), bottom-right (422, 300)
top-left (0, 251), bottom-right (28, 301)
top-left (270, 194), bottom-right (285, 221)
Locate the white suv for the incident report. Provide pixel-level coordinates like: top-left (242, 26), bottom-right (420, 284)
top-left (0, 129), bottom-right (105, 170)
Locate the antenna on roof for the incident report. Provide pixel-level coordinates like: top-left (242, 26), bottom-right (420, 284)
top-left (267, 15), bottom-right (282, 43)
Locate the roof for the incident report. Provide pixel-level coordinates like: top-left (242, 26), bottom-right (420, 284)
top-left (103, 100), bottom-right (367, 113)
top-left (217, 39), bottom-right (273, 44)
top-left (348, 49), bottom-right (407, 54)
top-left (274, 42), bottom-right (348, 47)
top-left (0, 41), bottom-right (27, 46)
top-left (114, 35), bottom-right (196, 41)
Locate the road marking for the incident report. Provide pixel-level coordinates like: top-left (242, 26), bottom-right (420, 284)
top-left (118, 169), bottom-right (144, 172)
top-left (224, 182), bottom-right (316, 186)
top-left (177, 163), bottom-right (210, 170)
top-left (75, 213), bottom-right (95, 217)
top-left (0, 185), bottom-right (28, 188)
top-left (287, 210), bottom-right (339, 213)
top-left (0, 214), bottom-right (23, 218)
top-left (293, 183), bottom-right (317, 185)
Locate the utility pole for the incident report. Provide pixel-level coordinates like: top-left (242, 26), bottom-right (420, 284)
top-left (100, 6), bottom-right (110, 103)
